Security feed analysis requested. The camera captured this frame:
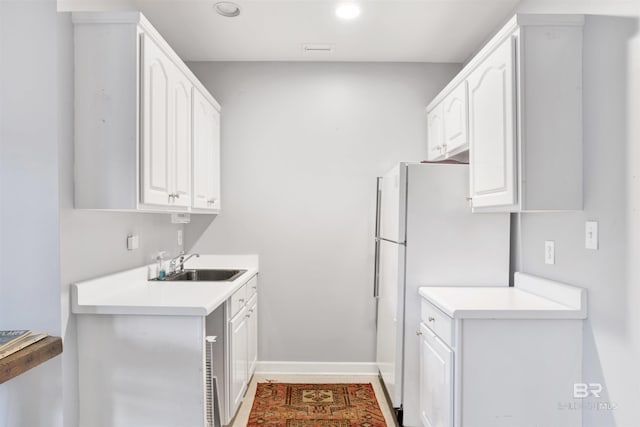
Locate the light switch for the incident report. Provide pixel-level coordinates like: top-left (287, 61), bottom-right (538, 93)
top-left (586, 221), bottom-right (599, 250)
top-left (177, 230), bottom-right (183, 246)
top-left (545, 240), bottom-right (555, 265)
top-left (127, 234), bottom-right (139, 251)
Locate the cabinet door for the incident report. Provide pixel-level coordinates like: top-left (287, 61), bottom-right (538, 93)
top-left (192, 89), bottom-right (221, 210)
top-left (229, 307), bottom-right (248, 416)
top-left (419, 323), bottom-right (453, 427)
top-left (170, 65), bottom-right (192, 207)
top-left (442, 82), bottom-right (469, 155)
top-left (247, 296), bottom-right (258, 378)
top-left (426, 103), bottom-right (445, 161)
top-left (141, 34), bottom-right (172, 206)
top-left (468, 37), bottom-right (517, 208)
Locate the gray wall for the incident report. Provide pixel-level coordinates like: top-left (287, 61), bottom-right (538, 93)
top-left (185, 62), bottom-right (459, 363)
top-left (0, 3), bottom-right (184, 426)
top-left (512, 2), bottom-right (640, 426)
top-left (0, 2), bottom-right (64, 425)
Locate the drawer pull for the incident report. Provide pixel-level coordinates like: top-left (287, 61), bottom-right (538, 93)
top-left (416, 330), bottom-right (422, 336)
top-left (428, 317), bottom-right (435, 322)
top-left (238, 298), bottom-right (245, 303)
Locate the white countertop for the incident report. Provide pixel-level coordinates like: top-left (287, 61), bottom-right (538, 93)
top-left (72, 254), bottom-right (259, 316)
top-left (418, 272), bottom-right (587, 320)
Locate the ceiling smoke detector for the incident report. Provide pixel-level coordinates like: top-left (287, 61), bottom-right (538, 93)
top-left (214, 1), bottom-right (241, 17)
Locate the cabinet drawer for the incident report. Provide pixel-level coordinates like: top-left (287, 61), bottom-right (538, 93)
top-left (246, 275), bottom-right (258, 300)
top-left (229, 284), bottom-right (247, 317)
top-left (421, 299), bottom-right (454, 348)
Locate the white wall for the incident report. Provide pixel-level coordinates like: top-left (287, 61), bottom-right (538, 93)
top-left (0, 3), bottom-right (184, 426)
top-left (0, 2), bottom-right (64, 425)
top-left (185, 62), bottom-right (459, 364)
top-left (512, 1), bottom-right (640, 426)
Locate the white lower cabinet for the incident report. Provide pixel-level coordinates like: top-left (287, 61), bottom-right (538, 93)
top-left (229, 305), bottom-right (249, 413)
top-left (226, 275), bottom-right (259, 423)
top-left (418, 298), bottom-right (583, 427)
top-left (247, 295), bottom-right (258, 375)
top-left (419, 323), bottom-right (453, 427)
top-left (75, 274), bottom-right (259, 427)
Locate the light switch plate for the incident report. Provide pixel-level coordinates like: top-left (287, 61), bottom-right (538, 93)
top-left (177, 230), bottom-right (183, 246)
top-left (545, 240), bottom-right (555, 265)
top-left (586, 221), bottom-right (599, 250)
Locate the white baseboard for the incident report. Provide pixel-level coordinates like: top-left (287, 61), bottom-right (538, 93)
top-left (255, 361), bottom-right (378, 376)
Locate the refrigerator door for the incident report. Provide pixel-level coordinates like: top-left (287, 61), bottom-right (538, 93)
top-left (375, 238), bottom-right (405, 408)
top-left (378, 165), bottom-right (404, 243)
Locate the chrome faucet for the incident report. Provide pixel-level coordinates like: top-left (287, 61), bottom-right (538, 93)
top-left (169, 251), bottom-right (200, 273)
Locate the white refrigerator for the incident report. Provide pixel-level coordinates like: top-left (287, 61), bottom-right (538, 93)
top-left (373, 163), bottom-right (510, 426)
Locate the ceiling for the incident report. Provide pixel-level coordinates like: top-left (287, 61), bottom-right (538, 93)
top-left (60, 0), bottom-right (523, 63)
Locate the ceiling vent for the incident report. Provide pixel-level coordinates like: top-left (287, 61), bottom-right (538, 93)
top-left (302, 44), bottom-right (335, 56)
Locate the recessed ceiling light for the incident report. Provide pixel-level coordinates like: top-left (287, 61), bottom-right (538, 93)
top-left (336, 3), bottom-right (360, 20)
top-left (214, 1), bottom-right (241, 17)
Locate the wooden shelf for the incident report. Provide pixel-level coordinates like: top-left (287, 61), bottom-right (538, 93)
top-left (0, 336), bottom-right (63, 384)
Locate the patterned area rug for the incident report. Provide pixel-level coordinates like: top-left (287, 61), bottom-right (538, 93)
top-left (247, 383), bottom-right (387, 427)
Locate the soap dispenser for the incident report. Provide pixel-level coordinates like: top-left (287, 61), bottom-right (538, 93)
top-left (156, 251), bottom-right (167, 280)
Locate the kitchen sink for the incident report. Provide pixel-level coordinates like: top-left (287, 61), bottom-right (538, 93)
top-left (158, 269), bottom-right (247, 282)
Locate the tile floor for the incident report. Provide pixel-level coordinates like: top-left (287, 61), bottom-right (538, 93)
top-left (230, 374), bottom-right (398, 426)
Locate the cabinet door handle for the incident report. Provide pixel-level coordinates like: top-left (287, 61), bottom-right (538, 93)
top-left (416, 330), bottom-right (423, 336)
top-left (168, 194), bottom-right (174, 203)
top-left (428, 317), bottom-right (435, 322)
top-left (174, 193), bottom-right (180, 199)
top-left (238, 298), bottom-right (245, 303)
top-left (248, 309), bottom-right (254, 313)
top-left (207, 198), bottom-right (217, 204)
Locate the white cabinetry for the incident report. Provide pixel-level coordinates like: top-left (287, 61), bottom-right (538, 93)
top-left (419, 323), bottom-right (453, 427)
top-left (426, 104), bottom-right (444, 160)
top-left (73, 12), bottom-right (221, 213)
top-left (426, 14), bottom-right (584, 211)
top-left (247, 295), bottom-right (258, 375)
top-left (229, 305), bottom-right (248, 412)
top-left (467, 37), bottom-right (516, 209)
top-left (226, 275), bottom-right (258, 422)
top-left (418, 282), bottom-right (585, 427)
top-left (426, 83), bottom-right (469, 161)
top-left (141, 33), bottom-right (192, 208)
top-left (192, 88), bottom-right (221, 212)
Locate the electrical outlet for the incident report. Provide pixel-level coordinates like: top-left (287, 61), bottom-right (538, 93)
top-left (585, 221), bottom-right (598, 250)
top-left (545, 240), bottom-right (555, 265)
top-left (177, 230), bottom-right (183, 246)
top-left (126, 234), bottom-right (139, 251)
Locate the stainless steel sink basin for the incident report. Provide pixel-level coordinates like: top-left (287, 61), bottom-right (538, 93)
top-left (158, 269), bottom-right (247, 282)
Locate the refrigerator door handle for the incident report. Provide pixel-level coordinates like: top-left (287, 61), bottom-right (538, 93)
top-left (373, 177), bottom-right (382, 298)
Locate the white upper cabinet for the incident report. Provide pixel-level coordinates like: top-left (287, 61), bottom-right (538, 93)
top-left (442, 82), bottom-right (469, 156)
top-left (192, 88), bottom-right (221, 212)
top-left (426, 14), bottom-right (584, 212)
top-left (426, 103), bottom-right (444, 161)
top-left (467, 37), bottom-right (516, 209)
top-left (73, 12), bottom-right (220, 213)
top-left (170, 64), bottom-right (193, 208)
top-left (426, 82), bottom-right (469, 162)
